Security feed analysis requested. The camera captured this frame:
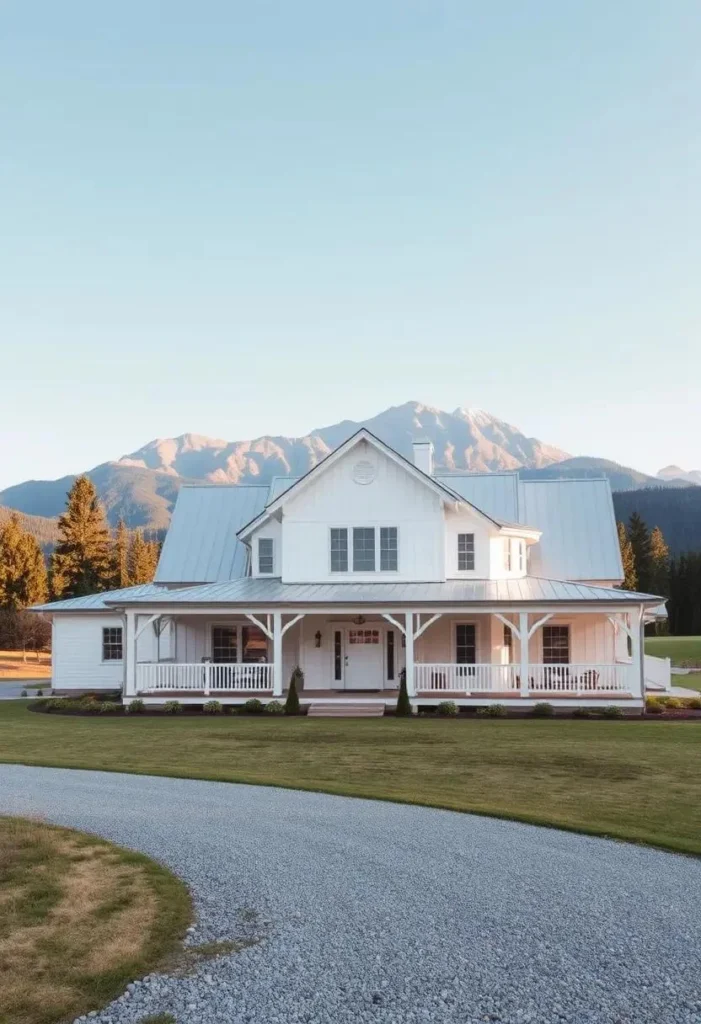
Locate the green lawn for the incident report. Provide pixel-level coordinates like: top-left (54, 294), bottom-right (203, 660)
top-left (1, 702), bottom-right (701, 856)
top-left (645, 635), bottom-right (701, 692)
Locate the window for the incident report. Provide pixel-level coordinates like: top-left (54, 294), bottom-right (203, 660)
top-left (258, 537), bottom-right (274, 574)
top-left (380, 527), bottom-right (398, 571)
top-left (330, 528), bottom-right (348, 572)
top-left (457, 533), bottom-right (475, 571)
top-left (348, 629), bottom-right (380, 644)
top-left (242, 626), bottom-right (268, 663)
top-left (102, 627), bottom-right (123, 661)
top-left (455, 623), bottom-right (477, 664)
top-left (387, 630), bottom-right (395, 680)
top-left (212, 626), bottom-right (237, 663)
top-left (542, 625), bottom-right (570, 664)
top-left (503, 624), bottom-right (513, 653)
top-left (353, 528), bottom-right (375, 571)
top-left (334, 630), bottom-right (343, 681)
top-left (503, 538), bottom-right (512, 571)
top-left (518, 540), bottom-right (525, 573)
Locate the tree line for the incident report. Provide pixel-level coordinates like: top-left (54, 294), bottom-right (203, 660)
top-left (0, 475), bottom-right (160, 651)
top-left (618, 512), bottom-right (701, 635)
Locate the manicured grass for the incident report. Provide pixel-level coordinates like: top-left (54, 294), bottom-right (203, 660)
top-left (0, 650), bottom-right (52, 680)
top-left (0, 815), bottom-right (191, 1024)
top-left (1, 703), bottom-right (701, 857)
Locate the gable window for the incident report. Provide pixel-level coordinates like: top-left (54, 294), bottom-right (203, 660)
top-left (102, 627), bottom-right (123, 661)
top-left (212, 626), bottom-right (237, 663)
top-left (455, 623), bottom-right (477, 664)
top-left (503, 538), bottom-right (512, 571)
top-left (258, 537), bottom-right (274, 574)
top-left (380, 527), bottom-right (398, 571)
top-left (330, 528), bottom-right (348, 572)
top-left (542, 625), bottom-right (570, 664)
top-left (353, 528), bottom-right (376, 571)
top-left (457, 533), bottom-right (475, 571)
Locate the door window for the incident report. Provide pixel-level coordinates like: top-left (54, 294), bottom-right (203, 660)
top-left (455, 624), bottom-right (477, 664)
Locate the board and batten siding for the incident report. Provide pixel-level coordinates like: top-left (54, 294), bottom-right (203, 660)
top-left (52, 614), bottom-right (125, 691)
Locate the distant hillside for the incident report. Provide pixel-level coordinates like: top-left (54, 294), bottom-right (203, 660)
top-left (522, 456), bottom-right (671, 492)
top-left (0, 506), bottom-right (60, 554)
top-left (613, 486), bottom-right (701, 555)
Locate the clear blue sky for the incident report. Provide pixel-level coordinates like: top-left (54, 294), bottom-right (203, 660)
top-left (1, 1), bottom-right (699, 489)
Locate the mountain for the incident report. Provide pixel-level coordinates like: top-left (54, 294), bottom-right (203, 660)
top-left (657, 465), bottom-right (701, 486)
top-left (521, 456), bottom-right (669, 492)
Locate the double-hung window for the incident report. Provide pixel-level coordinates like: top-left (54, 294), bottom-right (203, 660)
top-left (457, 533), bottom-right (475, 571)
top-left (102, 627), bottom-right (123, 661)
top-left (542, 625), bottom-right (570, 664)
top-left (258, 537), bottom-right (274, 574)
top-left (380, 527), bottom-right (398, 571)
top-left (503, 538), bottom-right (512, 571)
top-left (212, 626), bottom-right (238, 663)
top-left (331, 526), bottom-right (399, 572)
top-left (352, 528), bottom-right (376, 571)
top-left (330, 528), bottom-right (349, 572)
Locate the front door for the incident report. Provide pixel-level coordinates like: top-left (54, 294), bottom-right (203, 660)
top-left (344, 627), bottom-right (384, 690)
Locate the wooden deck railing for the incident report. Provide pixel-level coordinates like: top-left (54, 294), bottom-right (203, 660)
top-left (415, 663), bottom-right (631, 695)
top-left (136, 662), bottom-right (274, 693)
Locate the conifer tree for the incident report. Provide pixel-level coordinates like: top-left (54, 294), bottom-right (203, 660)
top-left (129, 529), bottom-right (159, 585)
top-left (284, 667), bottom-right (302, 715)
top-left (627, 512), bottom-right (652, 593)
top-left (648, 526), bottom-right (670, 597)
top-left (0, 513), bottom-right (48, 609)
top-left (395, 669), bottom-right (412, 716)
top-left (616, 522), bottom-right (637, 591)
top-left (111, 519), bottom-right (132, 589)
top-left (50, 476), bottom-right (112, 598)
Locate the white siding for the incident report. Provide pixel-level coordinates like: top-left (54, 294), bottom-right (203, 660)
top-left (281, 441), bottom-right (445, 583)
top-left (52, 615), bottom-right (125, 691)
top-left (250, 519), bottom-right (282, 577)
top-left (444, 510), bottom-right (493, 578)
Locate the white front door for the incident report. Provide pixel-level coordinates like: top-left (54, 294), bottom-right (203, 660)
top-left (344, 628), bottom-right (384, 690)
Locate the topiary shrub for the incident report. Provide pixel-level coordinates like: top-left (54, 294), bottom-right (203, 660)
top-left (477, 704), bottom-right (507, 718)
top-left (163, 700), bottom-right (183, 715)
top-left (242, 698), bottom-right (264, 715)
top-left (126, 699), bottom-right (145, 714)
top-left (284, 668), bottom-right (302, 716)
top-left (35, 689), bottom-right (43, 697)
top-left (98, 701), bottom-right (120, 714)
top-left (572, 706), bottom-right (592, 719)
top-left (265, 700), bottom-right (285, 715)
top-left (395, 669), bottom-right (412, 717)
top-left (20, 689), bottom-right (28, 697)
top-left (532, 702), bottom-right (554, 718)
top-left (645, 698), bottom-right (664, 714)
top-left (600, 705), bottom-right (623, 719)
top-left (436, 701), bottom-right (458, 717)
top-left (203, 700), bottom-right (223, 715)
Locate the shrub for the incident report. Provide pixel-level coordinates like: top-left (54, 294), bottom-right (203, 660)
top-left (687, 697), bottom-right (701, 710)
top-left (20, 689), bottom-right (28, 697)
top-left (477, 704), bottom-right (507, 718)
top-left (572, 706), bottom-right (592, 719)
top-left (395, 669), bottom-right (412, 717)
top-left (126, 699), bottom-right (145, 714)
top-left (600, 705), bottom-right (623, 719)
top-left (242, 698), bottom-right (264, 715)
top-left (436, 701), bottom-right (458, 717)
top-left (645, 699), bottom-right (664, 714)
top-left (532, 702), bottom-right (554, 718)
top-left (265, 700), bottom-right (285, 715)
top-left (98, 700), bottom-right (120, 714)
top-left (35, 689), bottom-right (43, 697)
top-left (284, 668), bottom-right (302, 716)
top-left (662, 697), bottom-right (683, 710)
top-left (163, 700), bottom-right (183, 715)
top-left (203, 700), bottom-right (223, 715)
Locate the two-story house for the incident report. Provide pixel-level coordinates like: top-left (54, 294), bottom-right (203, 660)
top-left (36, 429), bottom-right (670, 712)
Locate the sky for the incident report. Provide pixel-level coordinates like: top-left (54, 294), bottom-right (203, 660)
top-left (1, 1), bottom-right (700, 490)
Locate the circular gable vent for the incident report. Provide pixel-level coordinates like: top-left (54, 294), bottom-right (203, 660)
top-left (352, 459), bottom-right (376, 485)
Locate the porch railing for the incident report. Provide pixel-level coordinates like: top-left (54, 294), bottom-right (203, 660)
top-left (415, 662), bottom-right (631, 695)
top-left (136, 662), bottom-right (274, 693)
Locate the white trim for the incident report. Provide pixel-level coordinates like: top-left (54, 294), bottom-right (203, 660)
top-left (527, 613), bottom-right (554, 640)
top-left (135, 613), bottom-right (160, 641)
top-left (382, 613), bottom-right (406, 635)
top-left (413, 612), bottom-right (441, 640)
top-left (245, 613), bottom-right (273, 639)
top-left (281, 613), bottom-right (305, 637)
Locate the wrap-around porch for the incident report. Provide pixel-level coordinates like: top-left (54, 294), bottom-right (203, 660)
top-left (126, 605), bottom-right (648, 706)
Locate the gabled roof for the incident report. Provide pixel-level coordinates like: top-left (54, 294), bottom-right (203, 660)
top-left (33, 583), bottom-right (166, 613)
top-left (237, 428), bottom-right (500, 540)
top-left (155, 484), bottom-right (268, 584)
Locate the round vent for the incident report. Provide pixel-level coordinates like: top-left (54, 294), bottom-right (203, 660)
top-left (352, 459), bottom-right (376, 485)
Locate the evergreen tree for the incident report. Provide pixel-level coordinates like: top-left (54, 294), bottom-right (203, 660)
top-left (616, 522), bottom-right (637, 591)
top-left (648, 526), bottom-right (670, 597)
top-left (111, 519), bottom-right (132, 589)
top-left (129, 529), bottom-right (159, 585)
top-left (395, 669), bottom-right (412, 716)
top-left (0, 513), bottom-right (48, 609)
top-left (50, 476), bottom-right (112, 598)
top-left (284, 667), bottom-right (302, 715)
top-left (628, 512), bottom-right (652, 592)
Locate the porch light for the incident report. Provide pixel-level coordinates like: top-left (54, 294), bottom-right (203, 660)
top-left (315, 631), bottom-right (322, 648)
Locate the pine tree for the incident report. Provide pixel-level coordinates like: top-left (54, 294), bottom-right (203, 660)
top-left (50, 476), bottom-right (112, 598)
top-left (616, 522), bottom-right (637, 591)
top-left (111, 519), bottom-right (131, 589)
top-left (129, 529), bottom-right (159, 585)
top-left (648, 526), bottom-right (670, 597)
top-left (395, 669), bottom-right (412, 716)
top-left (284, 667), bottom-right (302, 715)
top-left (0, 513), bottom-right (48, 609)
top-left (627, 512), bottom-right (652, 593)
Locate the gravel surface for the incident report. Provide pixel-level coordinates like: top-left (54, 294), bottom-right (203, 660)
top-left (1, 765), bottom-right (700, 1024)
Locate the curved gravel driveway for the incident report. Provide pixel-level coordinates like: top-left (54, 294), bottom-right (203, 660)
top-left (1, 766), bottom-right (700, 1024)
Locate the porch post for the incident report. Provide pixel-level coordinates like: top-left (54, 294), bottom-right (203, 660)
top-left (273, 611), bottom-right (283, 697)
top-left (519, 611), bottom-right (529, 698)
top-left (404, 611), bottom-right (416, 697)
top-left (630, 604), bottom-right (643, 698)
top-left (125, 610), bottom-right (136, 697)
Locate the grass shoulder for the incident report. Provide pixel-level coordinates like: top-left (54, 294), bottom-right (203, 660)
top-left (0, 815), bottom-right (191, 1024)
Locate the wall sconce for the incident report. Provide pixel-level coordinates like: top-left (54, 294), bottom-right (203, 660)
top-left (315, 631), bottom-right (322, 648)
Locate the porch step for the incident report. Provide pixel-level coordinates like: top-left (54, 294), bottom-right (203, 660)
top-left (307, 701), bottom-right (385, 718)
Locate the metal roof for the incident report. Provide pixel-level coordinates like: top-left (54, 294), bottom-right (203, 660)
top-left (34, 583), bottom-right (166, 613)
top-left (266, 476), bottom-right (299, 503)
top-left (435, 472), bottom-right (520, 522)
top-left (109, 576), bottom-right (662, 607)
top-left (154, 485), bottom-right (268, 584)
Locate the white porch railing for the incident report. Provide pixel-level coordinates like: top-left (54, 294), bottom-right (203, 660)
top-left (415, 662), bottom-right (631, 695)
top-left (136, 662), bottom-right (274, 693)
top-left (643, 654), bottom-right (672, 692)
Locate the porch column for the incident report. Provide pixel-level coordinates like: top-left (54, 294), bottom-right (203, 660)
top-left (630, 605), bottom-right (644, 698)
top-left (404, 611), bottom-right (416, 697)
top-left (519, 611), bottom-right (529, 698)
top-left (124, 610), bottom-right (137, 697)
top-left (273, 611), bottom-right (283, 697)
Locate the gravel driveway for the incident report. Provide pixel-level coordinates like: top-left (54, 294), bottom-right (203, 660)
top-left (0, 765), bottom-right (699, 1024)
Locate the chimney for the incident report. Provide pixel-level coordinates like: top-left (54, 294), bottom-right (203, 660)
top-left (412, 438), bottom-right (434, 477)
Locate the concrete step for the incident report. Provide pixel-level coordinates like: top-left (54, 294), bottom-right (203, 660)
top-left (307, 702), bottom-right (385, 718)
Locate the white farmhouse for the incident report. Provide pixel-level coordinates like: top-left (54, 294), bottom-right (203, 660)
top-left (35, 430), bottom-right (671, 713)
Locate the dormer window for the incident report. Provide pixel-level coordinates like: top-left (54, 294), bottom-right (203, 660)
top-left (503, 538), bottom-right (512, 571)
top-left (457, 533), bottom-right (475, 571)
top-left (258, 537), bottom-right (274, 574)
top-left (330, 526), bottom-right (399, 572)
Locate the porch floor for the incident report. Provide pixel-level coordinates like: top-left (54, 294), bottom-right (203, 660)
top-left (135, 688), bottom-right (635, 702)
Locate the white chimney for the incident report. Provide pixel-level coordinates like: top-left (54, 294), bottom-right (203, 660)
top-left (412, 438), bottom-right (434, 477)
